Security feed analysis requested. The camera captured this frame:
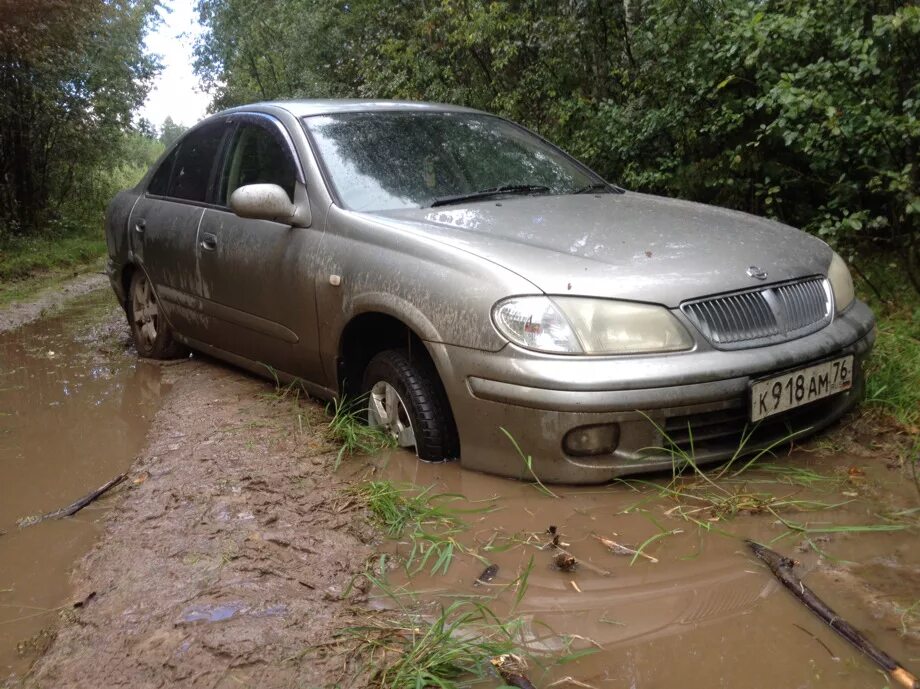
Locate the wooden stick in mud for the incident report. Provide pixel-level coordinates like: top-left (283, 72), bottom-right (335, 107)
top-left (18, 474), bottom-right (127, 528)
top-left (746, 540), bottom-right (919, 689)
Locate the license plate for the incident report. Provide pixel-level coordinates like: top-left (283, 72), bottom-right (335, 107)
top-left (750, 355), bottom-right (853, 422)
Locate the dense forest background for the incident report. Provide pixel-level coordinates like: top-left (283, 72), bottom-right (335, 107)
top-left (0, 0), bottom-right (169, 278)
top-left (194, 0), bottom-right (919, 278)
top-left (0, 0), bottom-right (917, 285)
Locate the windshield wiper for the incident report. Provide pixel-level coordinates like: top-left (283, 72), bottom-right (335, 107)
top-left (430, 184), bottom-right (551, 207)
top-left (572, 182), bottom-right (614, 194)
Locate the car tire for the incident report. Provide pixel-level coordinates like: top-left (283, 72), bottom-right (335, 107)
top-left (127, 269), bottom-right (187, 359)
top-left (361, 349), bottom-right (459, 462)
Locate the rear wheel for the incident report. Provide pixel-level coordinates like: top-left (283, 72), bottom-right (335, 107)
top-left (361, 349), bottom-right (458, 461)
top-left (127, 270), bottom-right (187, 359)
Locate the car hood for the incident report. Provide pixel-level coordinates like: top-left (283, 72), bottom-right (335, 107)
top-left (368, 192), bottom-right (832, 308)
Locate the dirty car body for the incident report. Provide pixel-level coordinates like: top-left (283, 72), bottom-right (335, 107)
top-left (105, 100), bottom-right (875, 484)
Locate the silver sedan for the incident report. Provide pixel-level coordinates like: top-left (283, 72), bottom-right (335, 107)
top-left (105, 100), bottom-right (875, 483)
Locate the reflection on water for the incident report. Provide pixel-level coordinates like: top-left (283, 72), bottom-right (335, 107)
top-left (368, 450), bottom-right (919, 688)
top-left (0, 291), bottom-right (166, 678)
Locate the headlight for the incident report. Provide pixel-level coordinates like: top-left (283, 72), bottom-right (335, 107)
top-left (492, 296), bottom-right (581, 353)
top-left (492, 296), bottom-right (694, 355)
top-left (827, 252), bottom-right (855, 313)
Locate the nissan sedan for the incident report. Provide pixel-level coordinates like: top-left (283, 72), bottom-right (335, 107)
top-left (105, 100), bottom-right (876, 484)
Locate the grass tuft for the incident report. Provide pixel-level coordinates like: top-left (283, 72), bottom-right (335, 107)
top-left (352, 481), bottom-right (462, 538)
top-left (350, 481), bottom-right (487, 575)
top-left (339, 600), bottom-right (525, 689)
top-left (327, 396), bottom-right (396, 469)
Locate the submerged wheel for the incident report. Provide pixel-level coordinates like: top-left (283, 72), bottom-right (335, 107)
top-left (127, 270), bottom-right (187, 359)
top-left (361, 349), bottom-right (459, 461)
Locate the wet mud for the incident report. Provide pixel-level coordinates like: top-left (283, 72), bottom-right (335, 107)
top-left (369, 449), bottom-right (919, 688)
top-left (0, 291), bottom-right (164, 678)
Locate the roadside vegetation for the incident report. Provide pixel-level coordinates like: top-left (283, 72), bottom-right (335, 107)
top-left (0, 2), bottom-right (173, 301)
top-left (859, 263), bottom-right (920, 431)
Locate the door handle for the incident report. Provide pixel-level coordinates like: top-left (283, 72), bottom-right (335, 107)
top-left (199, 232), bottom-right (218, 251)
top-left (134, 219), bottom-right (146, 233)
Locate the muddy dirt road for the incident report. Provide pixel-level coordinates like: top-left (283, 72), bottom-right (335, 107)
top-left (1, 284), bottom-right (918, 688)
top-left (2, 288), bottom-right (372, 687)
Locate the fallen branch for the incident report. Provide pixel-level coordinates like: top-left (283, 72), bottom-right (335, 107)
top-left (746, 540), bottom-right (919, 689)
top-left (18, 474), bottom-right (127, 528)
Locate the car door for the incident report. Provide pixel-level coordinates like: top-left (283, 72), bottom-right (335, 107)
top-left (128, 120), bottom-right (230, 342)
top-left (193, 114), bottom-right (325, 383)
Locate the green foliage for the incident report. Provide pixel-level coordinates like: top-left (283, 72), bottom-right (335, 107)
top-left (860, 270), bottom-right (920, 429)
top-left (194, 0), bottom-right (919, 272)
top-left (0, 231), bottom-right (105, 283)
top-left (0, 0), bottom-right (160, 240)
top-left (0, 131), bottom-right (163, 289)
top-left (158, 116), bottom-right (187, 147)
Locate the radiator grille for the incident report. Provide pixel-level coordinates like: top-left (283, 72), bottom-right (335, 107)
top-left (682, 278), bottom-right (831, 349)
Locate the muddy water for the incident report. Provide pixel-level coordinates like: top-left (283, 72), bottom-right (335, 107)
top-left (371, 451), bottom-right (919, 688)
top-left (0, 291), bottom-right (166, 678)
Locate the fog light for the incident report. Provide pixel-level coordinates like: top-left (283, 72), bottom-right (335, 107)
top-left (563, 424), bottom-right (620, 456)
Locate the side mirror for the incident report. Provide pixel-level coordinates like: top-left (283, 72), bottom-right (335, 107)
top-left (229, 183), bottom-right (310, 227)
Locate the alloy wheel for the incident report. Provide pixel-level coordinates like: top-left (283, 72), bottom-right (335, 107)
top-left (367, 380), bottom-right (417, 450)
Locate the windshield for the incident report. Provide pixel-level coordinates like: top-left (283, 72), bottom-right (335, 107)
top-left (303, 112), bottom-right (604, 211)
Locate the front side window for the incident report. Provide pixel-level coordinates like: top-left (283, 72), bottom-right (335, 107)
top-left (167, 121), bottom-right (227, 202)
top-left (304, 112), bottom-right (602, 211)
top-left (218, 123), bottom-right (297, 205)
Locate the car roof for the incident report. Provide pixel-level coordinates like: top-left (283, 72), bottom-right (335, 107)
top-left (224, 99), bottom-right (485, 118)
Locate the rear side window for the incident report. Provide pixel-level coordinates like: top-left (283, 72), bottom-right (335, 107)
top-left (168, 122), bottom-right (227, 202)
top-left (147, 148), bottom-right (177, 196)
top-left (218, 123), bottom-right (297, 204)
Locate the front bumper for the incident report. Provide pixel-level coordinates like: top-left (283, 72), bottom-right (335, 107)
top-left (428, 300), bottom-right (876, 484)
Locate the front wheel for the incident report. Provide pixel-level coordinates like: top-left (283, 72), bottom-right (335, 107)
top-left (361, 349), bottom-right (459, 462)
top-left (127, 270), bottom-right (187, 359)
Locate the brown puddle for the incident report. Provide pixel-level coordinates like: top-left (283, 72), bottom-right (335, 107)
top-left (0, 290), bottom-right (166, 678)
top-left (368, 448), bottom-right (919, 688)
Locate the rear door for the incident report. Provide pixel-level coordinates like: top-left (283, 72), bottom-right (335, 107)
top-left (129, 120), bottom-right (230, 341)
top-left (193, 114), bottom-right (325, 382)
